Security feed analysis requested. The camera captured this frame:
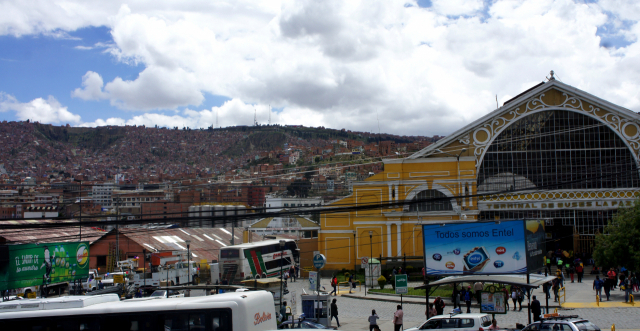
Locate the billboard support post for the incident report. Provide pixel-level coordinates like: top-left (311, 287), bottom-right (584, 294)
top-left (527, 272), bottom-right (531, 324)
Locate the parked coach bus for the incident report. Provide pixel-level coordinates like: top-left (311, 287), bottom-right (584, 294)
top-left (219, 239), bottom-right (299, 284)
top-left (0, 291), bottom-right (276, 331)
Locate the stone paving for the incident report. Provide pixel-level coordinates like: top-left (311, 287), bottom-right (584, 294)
top-left (282, 274), bottom-right (640, 330)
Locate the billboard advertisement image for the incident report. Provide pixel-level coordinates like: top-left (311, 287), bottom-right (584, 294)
top-left (0, 242), bottom-right (90, 291)
top-left (525, 220), bottom-right (546, 272)
top-left (423, 221), bottom-right (526, 275)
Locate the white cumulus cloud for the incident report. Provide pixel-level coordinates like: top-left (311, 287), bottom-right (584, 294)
top-left (2, 1), bottom-right (640, 135)
top-left (0, 93), bottom-right (82, 124)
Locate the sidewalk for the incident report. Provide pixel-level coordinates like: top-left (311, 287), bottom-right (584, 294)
top-left (336, 283), bottom-right (562, 308)
top-left (559, 274), bottom-right (640, 308)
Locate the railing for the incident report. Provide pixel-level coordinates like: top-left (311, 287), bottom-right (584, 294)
top-left (558, 286), bottom-right (566, 303)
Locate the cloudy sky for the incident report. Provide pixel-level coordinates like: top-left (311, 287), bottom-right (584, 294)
top-left (0, 0), bottom-right (639, 136)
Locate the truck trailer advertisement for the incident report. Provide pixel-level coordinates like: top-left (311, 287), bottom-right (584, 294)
top-left (423, 220), bottom-right (527, 275)
top-left (0, 242), bottom-right (90, 291)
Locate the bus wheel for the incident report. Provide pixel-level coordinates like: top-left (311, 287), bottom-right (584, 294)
top-left (255, 274), bottom-right (261, 279)
top-left (24, 289), bottom-right (31, 296)
top-left (262, 273), bottom-right (267, 279)
top-left (170, 281), bottom-right (175, 286)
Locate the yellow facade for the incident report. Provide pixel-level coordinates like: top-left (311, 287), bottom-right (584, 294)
top-left (318, 80), bottom-right (640, 270)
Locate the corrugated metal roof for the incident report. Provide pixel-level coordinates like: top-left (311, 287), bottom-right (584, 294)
top-left (0, 220), bottom-right (108, 245)
top-left (115, 227), bottom-right (263, 263)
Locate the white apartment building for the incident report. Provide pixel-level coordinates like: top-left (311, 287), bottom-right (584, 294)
top-left (92, 183), bottom-right (115, 209)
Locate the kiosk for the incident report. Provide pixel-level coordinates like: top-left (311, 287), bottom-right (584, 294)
top-left (300, 293), bottom-right (332, 327)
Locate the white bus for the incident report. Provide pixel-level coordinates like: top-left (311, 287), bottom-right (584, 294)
top-left (219, 239), bottom-right (299, 284)
top-left (0, 291), bottom-right (277, 331)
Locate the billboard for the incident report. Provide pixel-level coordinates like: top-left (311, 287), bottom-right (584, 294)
top-left (423, 220), bottom-right (526, 275)
top-left (0, 242), bottom-right (90, 291)
top-left (525, 220), bottom-right (546, 272)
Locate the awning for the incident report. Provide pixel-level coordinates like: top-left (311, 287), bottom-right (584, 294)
top-left (415, 274), bottom-right (557, 289)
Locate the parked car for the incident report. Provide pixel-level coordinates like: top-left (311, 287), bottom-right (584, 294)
top-left (521, 315), bottom-right (601, 331)
top-left (405, 313), bottom-right (493, 331)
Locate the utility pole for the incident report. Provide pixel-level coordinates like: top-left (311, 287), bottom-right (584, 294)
top-left (79, 182), bottom-right (82, 241)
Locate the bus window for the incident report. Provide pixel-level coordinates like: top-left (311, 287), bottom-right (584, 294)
top-left (211, 310), bottom-right (232, 331)
top-left (189, 313), bottom-right (206, 330)
top-left (164, 313), bottom-right (189, 331)
top-left (220, 249), bottom-right (239, 258)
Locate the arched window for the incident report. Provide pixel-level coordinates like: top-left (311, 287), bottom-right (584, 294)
top-left (478, 110), bottom-right (640, 192)
top-left (409, 189), bottom-right (453, 212)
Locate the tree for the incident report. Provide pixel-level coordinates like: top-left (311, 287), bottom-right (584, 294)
top-left (593, 199), bottom-right (640, 270)
top-left (286, 179), bottom-right (311, 198)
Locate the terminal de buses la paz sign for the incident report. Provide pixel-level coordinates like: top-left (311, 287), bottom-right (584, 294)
top-left (423, 220), bottom-right (545, 275)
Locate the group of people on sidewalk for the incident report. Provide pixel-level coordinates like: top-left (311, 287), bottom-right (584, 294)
top-left (592, 267), bottom-right (639, 302)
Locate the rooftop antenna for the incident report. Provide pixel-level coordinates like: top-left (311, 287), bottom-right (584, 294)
top-left (254, 108), bottom-right (257, 126)
top-left (376, 110), bottom-right (381, 154)
top-left (496, 95), bottom-right (499, 109)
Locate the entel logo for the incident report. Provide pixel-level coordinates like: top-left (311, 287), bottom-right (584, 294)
top-left (445, 261), bottom-right (455, 269)
top-left (496, 247), bottom-right (506, 255)
top-left (254, 312), bottom-right (272, 325)
top-left (468, 254), bottom-right (483, 264)
top-left (433, 253), bottom-right (442, 261)
top-left (494, 260), bottom-right (504, 268)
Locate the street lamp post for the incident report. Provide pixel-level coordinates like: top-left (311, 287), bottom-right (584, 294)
top-left (279, 240), bottom-right (285, 314)
top-left (353, 230), bottom-right (356, 285)
top-left (142, 249), bottom-right (147, 290)
top-left (435, 148), bottom-right (467, 206)
top-left (186, 240), bottom-right (192, 287)
top-left (369, 231), bottom-right (373, 297)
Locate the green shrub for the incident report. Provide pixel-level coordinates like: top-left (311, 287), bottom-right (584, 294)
top-left (378, 275), bottom-right (386, 289)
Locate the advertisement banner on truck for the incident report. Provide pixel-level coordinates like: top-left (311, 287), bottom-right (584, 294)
top-left (0, 242), bottom-right (90, 291)
top-left (423, 220), bottom-right (527, 275)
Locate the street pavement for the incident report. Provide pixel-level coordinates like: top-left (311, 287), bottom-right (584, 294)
top-left (282, 273), bottom-right (640, 330)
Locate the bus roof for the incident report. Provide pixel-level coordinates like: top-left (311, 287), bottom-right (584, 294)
top-left (220, 239), bottom-right (296, 249)
top-left (0, 291), bottom-right (274, 318)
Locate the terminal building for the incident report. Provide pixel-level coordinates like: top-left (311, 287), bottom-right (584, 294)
top-left (318, 75), bottom-right (640, 271)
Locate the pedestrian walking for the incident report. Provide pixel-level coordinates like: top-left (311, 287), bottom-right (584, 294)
top-left (632, 273), bottom-right (639, 292)
top-left (474, 281), bottom-right (484, 304)
top-left (619, 272), bottom-right (627, 291)
top-left (568, 265), bottom-right (575, 283)
top-left (603, 277), bottom-right (612, 301)
top-left (502, 287), bottom-right (510, 310)
top-left (368, 309), bottom-right (379, 331)
top-left (329, 275), bottom-right (338, 296)
top-left (511, 287), bottom-right (518, 310)
top-left (464, 286), bottom-right (472, 313)
top-left (392, 305), bottom-right (403, 331)
top-left (289, 266), bottom-right (296, 282)
top-left (348, 273), bottom-right (354, 294)
top-left (543, 281), bottom-right (551, 300)
top-left (330, 298), bottom-right (340, 327)
top-left (452, 284), bottom-right (459, 309)
top-left (593, 276), bottom-right (603, 299)
top-left (517, 288), bottom-right (524, 311)
top-left (607, 268), bottom-right (617, 289)
top-left (576, 263), bottom-right (584, 283)
top-left (434, 296), bottom-right (445, 315)
top-left (624, 277), bottom-right (633, 303)
top-left (531, 295), bottom-right (541, 322)
top-left (427, 304), bottom-right (437, 318)
top-left (552, 279), bottom-right (560, 302)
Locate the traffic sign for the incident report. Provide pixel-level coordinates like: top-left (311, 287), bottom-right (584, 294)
top-left (313, 254), bottom-right (327, 269)
top-left (113, 274), bottom-right (125, 284)
top-left (361, 257), bottom-right (369, 269)
top-left (395, 274), bottom-right (408, 294)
